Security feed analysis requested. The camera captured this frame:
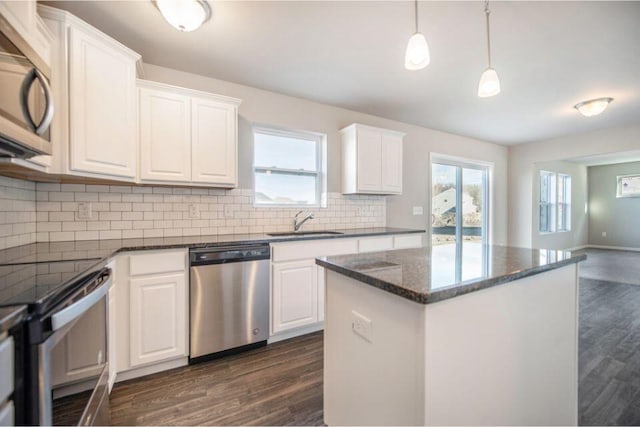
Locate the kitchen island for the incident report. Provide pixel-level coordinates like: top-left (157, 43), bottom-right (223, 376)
top-left (316, 244), bottom-right (586, 426)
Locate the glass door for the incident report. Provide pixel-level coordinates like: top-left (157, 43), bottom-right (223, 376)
top-left (431, 159), bottom-right (489, 282)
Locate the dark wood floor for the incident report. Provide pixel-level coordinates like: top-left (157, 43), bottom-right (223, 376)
top-left (579, 277), bottom-right (640, 425)
top-left (109, 332), bottom-right (323, 426)
top-left (108, 263), bottom-right (640, 425)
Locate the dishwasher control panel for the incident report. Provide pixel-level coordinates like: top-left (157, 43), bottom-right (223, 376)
top-left (190, 244), bottom-right (271, 265)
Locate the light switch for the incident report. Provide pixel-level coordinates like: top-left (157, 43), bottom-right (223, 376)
top-left (412, 206), bottom-right (423, 215)
top-left (602, 232), bottom-right (607, 237)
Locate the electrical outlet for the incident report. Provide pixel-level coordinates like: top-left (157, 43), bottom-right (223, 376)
top-left (412, 206), bottom-right (424, 215)
top-left (351, 310), bottom-right (372, 343)
top-left (224, 204), bottom-right (234, 219)
top-left (602, 231), bottom-right (607, 237)
top-left (188, 204), bottom-right (200, 219)
top-left (77, 203), bottom-right (92, 220)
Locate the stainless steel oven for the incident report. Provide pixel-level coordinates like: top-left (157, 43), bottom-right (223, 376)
top-left (0, 23), bottom-right (53, 158)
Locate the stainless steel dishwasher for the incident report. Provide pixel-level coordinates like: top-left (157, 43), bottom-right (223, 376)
top-left (189, 244), bottom-right (270, 362)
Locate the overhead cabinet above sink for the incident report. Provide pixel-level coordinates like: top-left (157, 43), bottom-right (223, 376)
top-left (341, 123), bottom-right (404, 195)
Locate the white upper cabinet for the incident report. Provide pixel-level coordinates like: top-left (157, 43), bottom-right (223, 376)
top-left (68, 25), bottom-right (138, 179)
top-left (137, 80), bottom-right (240, 187)
top-left (191, 96), bottom-right (237, 186)
top-left (0, 0), bottom-right (52, 70)
top-left (39, 5), bottom-right (141, 181)
top-left (139, 84), bottom-right (191, 182)
top-left (341, 123), bottom-right (405, 195)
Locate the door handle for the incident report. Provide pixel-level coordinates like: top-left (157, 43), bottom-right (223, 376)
top-left (20, 68), bottom-right (54, 136)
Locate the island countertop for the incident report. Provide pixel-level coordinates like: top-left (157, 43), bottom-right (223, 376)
top-left (316, 244), bottom-right (586, 304)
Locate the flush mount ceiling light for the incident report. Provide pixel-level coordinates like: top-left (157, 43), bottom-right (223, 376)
top-left (477, 0), bottom-right (500, 98)
top-left (574, 97), bottom-right (614, 117)
top-left (404, 0), bottom-right (430, 70)
top-left (155, 0), bottom-right (212, 32)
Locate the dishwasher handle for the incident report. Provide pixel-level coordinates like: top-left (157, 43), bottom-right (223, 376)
top-left (190, 244), bottom-right (271, 265)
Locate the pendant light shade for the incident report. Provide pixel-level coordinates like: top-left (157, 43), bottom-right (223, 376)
top-left (478, 67), bottom-right (501, 98)
top-left (405, 32), bottom-right (430, 70)
top-left (478, 1), bottom-right (500, 97)
top-left (156, 0), bottom-right (212, 32)
top-left (574, 98), bottom-right (614, 117)
top-left (404, 0), bottom-right (430, 70)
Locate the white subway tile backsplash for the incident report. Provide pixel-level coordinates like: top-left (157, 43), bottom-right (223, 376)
top-left (27, 183), bottom-right (385, 242)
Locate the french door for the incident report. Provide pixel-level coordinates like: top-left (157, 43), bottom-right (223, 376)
top-left (431, 158), bottom-right (490, 283)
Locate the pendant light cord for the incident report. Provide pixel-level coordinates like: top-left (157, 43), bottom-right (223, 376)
top-left (485, 0), bottom-right (492, 68)
top-left (414, 0), bottom-right (419, 34)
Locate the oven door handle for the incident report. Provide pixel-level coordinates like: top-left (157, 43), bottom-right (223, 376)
top-left (51, 272), bottom-right (111, 331)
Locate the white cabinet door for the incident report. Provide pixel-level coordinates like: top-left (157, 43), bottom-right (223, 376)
top-left (129, 273), bottom-right (187, 367)
top-left (191, 97), bottom-right (237, 186)
top-left (272, 260), bottom-right (318, 334)
top-left (139, 87), bottom-right (191, 182)
top-left (381, 132), bottom-right (403, 194)
top-left (356, 127), bottom-right (382, 192)
top-left (68, 25), bottom-right (137, 179)
top-left (107, 284), bottom-right (117, 392)
top-left (0, 2), bottom-right (35, 47)
top-left (317, 265), bottom-right (325, 323)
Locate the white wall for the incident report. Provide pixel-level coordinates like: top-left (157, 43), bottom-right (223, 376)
top-left (144, 64), bottom-right (510, 245)
top-left (531, 161), bottom-right (588, 250)
top-left (508, 125), bottom-right (640, 248)
top-left (589, 161), bottom-right (640, 249)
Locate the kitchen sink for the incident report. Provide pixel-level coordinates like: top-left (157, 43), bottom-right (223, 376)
top-left (267, 231), bottom-right (344, 237)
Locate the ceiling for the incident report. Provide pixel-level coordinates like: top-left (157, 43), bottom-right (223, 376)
top-left (45, 1), bottom-right (640, 146)
top-left (566, 150), bottom-right (640, 167)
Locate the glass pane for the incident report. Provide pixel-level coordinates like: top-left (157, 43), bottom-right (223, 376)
top-left (431, 164), bottom-right (457, 246)
top-left (254, 131), bottom-right (317, 170)
top-left (462, 168), bottom-right (484, 243)
top-left (254, 170), bottom-right (318, 206)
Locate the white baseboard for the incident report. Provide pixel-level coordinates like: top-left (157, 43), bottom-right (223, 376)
top-left (567, 244), bottom-right (589, 251)
top-left (115, 357), bottom-right (188, 383)
top-left (268, 322), bottom-right (324, 344)
top-left (586, 244), bottom-right (640, 252)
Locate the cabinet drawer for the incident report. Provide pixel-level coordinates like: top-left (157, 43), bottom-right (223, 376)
top-left (271, 239), bottom-right (358, 262)
top-left (0, 337), bottom-right (14, 404)
top-left (393, 234), bottom-right (423, 249)
top-left (129, 250), bottom-right (186, 276)
top-left (358, 236), bottom-right (393, 253)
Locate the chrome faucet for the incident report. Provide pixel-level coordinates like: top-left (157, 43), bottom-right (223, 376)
top-left (293, 210), bottom-right (315, 232)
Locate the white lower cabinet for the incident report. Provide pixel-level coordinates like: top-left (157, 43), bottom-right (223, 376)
top-left (107, 280), bottom-right (117, 392)
top-left (271, 259), bottom-right (319, 334)
top-left (269, 233), bottom-right (424, 340)
top-left (129, 272), bottom-right (187, 367)
top-left (114, 249), bottom-right (188, 381)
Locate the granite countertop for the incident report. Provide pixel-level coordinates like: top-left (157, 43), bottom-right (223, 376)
top-left (316, 245), bottom-right (586, 304)
top-left (0, 305), bottom-right (27, 334)
top-left (0, 227), bottom-right (424, 265)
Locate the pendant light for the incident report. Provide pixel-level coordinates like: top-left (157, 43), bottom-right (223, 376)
top-left (404, 0), bottom-right (430, 70)
top-left (155, 0), bottom-right (212, 32)
top-left (574, 97), bottom-right (614, 117)
top-left (477, 0), bottom-right (500, 97)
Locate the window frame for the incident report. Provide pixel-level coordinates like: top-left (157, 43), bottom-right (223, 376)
top-left (539, 170), bottom-right (571, 234)
top-left (252, 124), bottom-right (326, 208)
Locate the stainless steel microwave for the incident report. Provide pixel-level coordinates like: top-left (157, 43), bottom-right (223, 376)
top-left (0, 21), bottom-right (53, 158)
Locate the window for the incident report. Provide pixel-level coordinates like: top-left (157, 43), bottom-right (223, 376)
top-left (539, 171), bottom-right (571, 233)
top-left (253, 126), bottom-right (326, 207)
